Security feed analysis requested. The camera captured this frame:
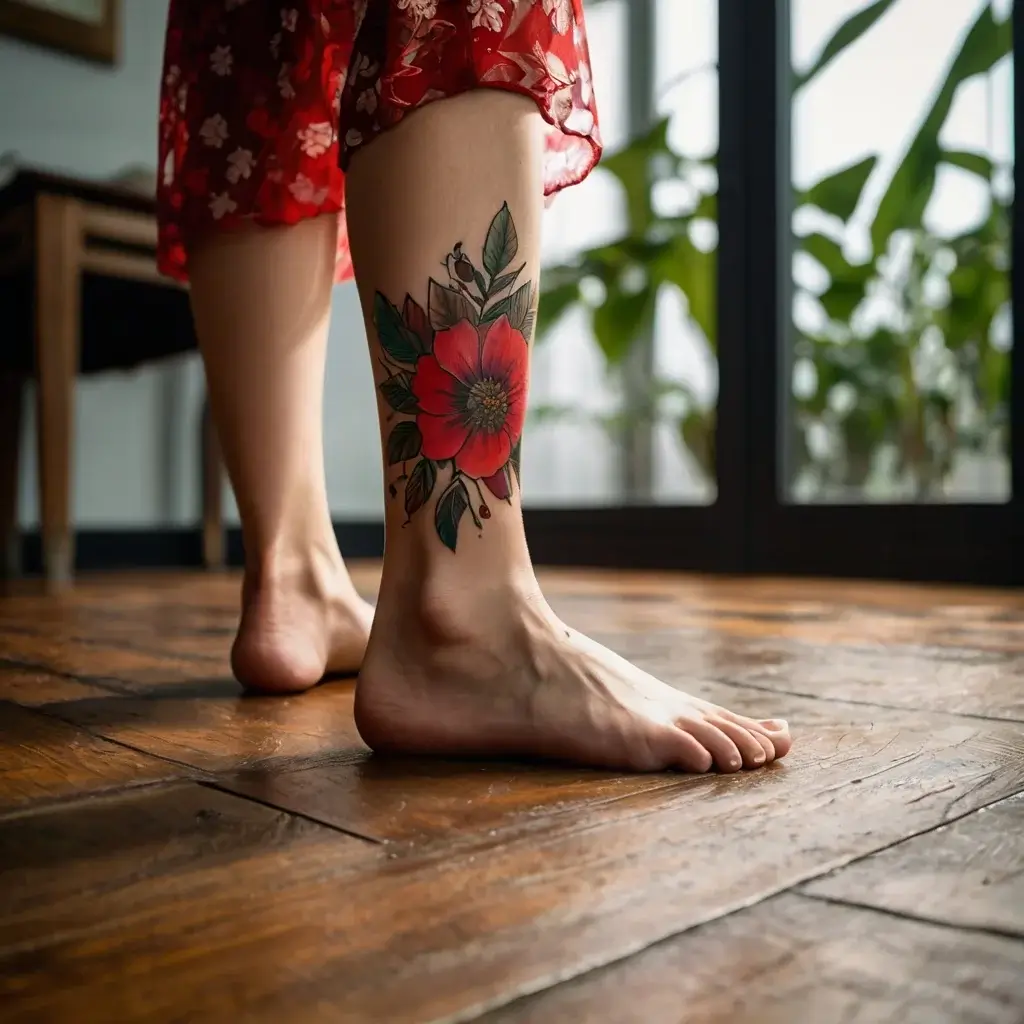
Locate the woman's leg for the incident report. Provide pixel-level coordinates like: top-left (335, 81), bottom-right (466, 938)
top-left (345, 90), bottom-right (791, 772)
top-left (188, 215), bottom-right (373, 693)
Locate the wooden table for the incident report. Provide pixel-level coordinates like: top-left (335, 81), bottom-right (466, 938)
top-left (0, 169), bottom-right (222, 588)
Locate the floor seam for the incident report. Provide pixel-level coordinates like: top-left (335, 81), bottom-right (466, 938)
top-left (794, 890), bottom-right (1024, 943)
top-left (453, 783), bottom-right (1024, 1024)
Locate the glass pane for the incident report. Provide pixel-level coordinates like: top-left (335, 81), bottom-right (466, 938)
top-left (526, 0), bottom-right (718, 506)
top-left (786, 0), bottom-right (1013, 503)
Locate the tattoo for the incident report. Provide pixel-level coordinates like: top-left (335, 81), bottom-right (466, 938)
top-left (375, 202), bottom-right (532, 552)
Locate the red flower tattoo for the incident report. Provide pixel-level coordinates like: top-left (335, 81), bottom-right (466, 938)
top-left (374, 202), bottom-right (532, 551)
top-left (412, 315), bottom-right (527, 480)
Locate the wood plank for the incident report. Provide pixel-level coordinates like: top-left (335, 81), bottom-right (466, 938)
top-left (804, 791), bottom-right (1024, 938)
top-left (220, 755), bottom-right (688, 844)
top-left (0, 782), bottom-right (374, 954)
top-left (217, 682), bottom-right (1023, 848)
top-left (478, 893), bottom-right (1024, 1024)
top-left (43, 680), bottom-right (367, 774)
top-left (603, 629), bottom-right (1024, 722)
top-left (0, 660), bottom-right (111, 706)
top-left (2, 701), bottom-right (1021, 1022)
top-left (0, 702), bottom-right (183, 812)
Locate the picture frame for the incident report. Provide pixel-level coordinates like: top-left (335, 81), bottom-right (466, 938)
top-left (0, 0), bottom-right (119, 65)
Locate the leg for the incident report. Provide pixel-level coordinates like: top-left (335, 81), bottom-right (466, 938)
top-left (346, 91), bottom-right (791, 773)
top-left (187, 215), bottom-right (373, 693)
top-left (34, 195), bottom-right (81, 591)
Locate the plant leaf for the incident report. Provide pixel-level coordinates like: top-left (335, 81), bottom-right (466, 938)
top-left (483, 202), bottom-right (518, 277)
top-left (510, 440), bottom-right (522, 485)
top-left (385, 421), bottom-right (422, 465)
top-left (428, 278), bottom-right (478, 329)
top-left (941, 149), bottom-right (993, 179)
top-left (404, 458), bottom-right (437, 518)
top-left (379, 373), bottom-right (419, 414)
top-left (818, 279), bottom-right (865, 323)
top-left (656, 236), bottom-right (715, 345)
top-left (592, 283), bottom-right (655, 365)
top-left (799, 156), bottom-right (877, 222)
top-left (435, 479), bottom-right (470, 551)
top-left (507, 282), bottom-right (534, 332)
top-left (374, 292), bottom-right (425, 363)
top-left (794, 0), bottom-right (898, 89)
top-left (871, 5), bottom-right (1010, 250)
top-left (798, 232), bottom-right (874, 284)
top-left (489, 263), bottom-right (525, 298)
top-left (535, 280), bottom-right (581, 341)
top-left (402, 294), bottom-right (431, 348)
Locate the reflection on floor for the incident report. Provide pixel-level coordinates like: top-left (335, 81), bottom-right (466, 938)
top-left (1, 566), bottom-right (1022, 1022)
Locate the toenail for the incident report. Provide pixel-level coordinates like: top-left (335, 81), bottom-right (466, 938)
top-left (729, 757), bottom-right (741, 770)
top-left (765, 719), bottom-right (787, 731)
top-left (754, 751), bottom-right (766, 763)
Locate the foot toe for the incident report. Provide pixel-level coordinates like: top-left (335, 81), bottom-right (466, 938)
top-left (711, 716), bottom-right (768, 768)
top-left (681, 718), bottom-right (743, 773)
top-left (666, 727), bottom-right (714, 773)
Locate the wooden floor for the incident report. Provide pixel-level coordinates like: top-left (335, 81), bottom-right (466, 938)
top-left (1, 566), bottom-right (1022, 1023)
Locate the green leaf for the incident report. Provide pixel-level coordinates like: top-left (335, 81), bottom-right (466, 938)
top-left (592, 283), bottom-right (655, 365)
top-left (507, 282), bottom-right (534, 332)
top-left (656, 235), bottom-right (716, 345)
top-left (798, 233), bottom-right (874, 284)
top-left (871, 5), bottom-right (1010, 250)
top-left (800, 156), bottom-right (877, 222)
top-left (941, 149), bottom-right (993, 179)
top-left (489, 263), bottom-right (525, 298)
top-left (435, 479), bottom-right (470, 551)
top-left (536, 281), bottom-right (581, 340)
top-left (386, 421), bottom-right (422, 464)
top-left (483, 202), bottom-right (518, 277)
top-left (374, 292), bottom-right (425, 363)
top-left (428, 278), bottom-right (478, 329)
top-left (601, 116), bottom-right (671, 233)
top-left (473, 269), bottom-right (488, 297)
top-left (819, 279), bottom-right (865, 322)
top-left (379, 373), bottom-right (419, 414)
top-left (510, 439), bottom-right (522, 486)
top-left (794, 0), bottom-right (899, 89)
top-left (404, 458), bottom-right (437, 518)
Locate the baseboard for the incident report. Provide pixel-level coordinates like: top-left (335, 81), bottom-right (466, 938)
top-left (17, 521), bottom-right (385, 574)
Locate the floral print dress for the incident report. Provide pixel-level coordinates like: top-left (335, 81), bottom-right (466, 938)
top-left (157, 0), bottom-right (601, 283)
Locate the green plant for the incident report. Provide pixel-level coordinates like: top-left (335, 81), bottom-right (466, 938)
top-left (537, 0), bottom-right (1012, 499)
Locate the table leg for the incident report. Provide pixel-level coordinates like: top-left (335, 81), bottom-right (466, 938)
top-left (34, 194), bottom-right (81, 591)
top-left (0, 371), bottom-right (23, 581)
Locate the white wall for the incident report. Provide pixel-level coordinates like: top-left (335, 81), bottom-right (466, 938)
top-left (3, 1), bottom-right (381, 528)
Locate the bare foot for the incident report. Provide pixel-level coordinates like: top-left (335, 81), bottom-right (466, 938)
top-left (356, 581), bottom-right (791, 773)
top-left (232, 550), bottom-right (374, 694)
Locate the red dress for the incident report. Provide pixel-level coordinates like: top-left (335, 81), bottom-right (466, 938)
top-left (157, 0), bottom-right (601, 283)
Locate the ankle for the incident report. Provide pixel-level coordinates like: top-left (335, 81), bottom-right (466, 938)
top-left (243, 535), bottom-right (350, 600)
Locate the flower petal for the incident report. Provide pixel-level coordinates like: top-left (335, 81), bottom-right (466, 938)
top-left (480, 314), bottom-right (528, 381)
top-left (455, 428), bottom-right (511, 480)
top-left (411, 354), bottom-right (460, 416)
top-left (433, 319), bottom-right (482, 384)
top-left (482, 467), bottom-right (511, 500)
top-left (503, 382), bottom-right (527, 447)
top-left (418, 413), bottom-right (469, 462)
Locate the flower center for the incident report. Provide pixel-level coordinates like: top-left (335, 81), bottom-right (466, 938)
top-left (465, 377), bottom-right (509, 434)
